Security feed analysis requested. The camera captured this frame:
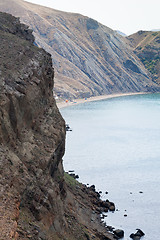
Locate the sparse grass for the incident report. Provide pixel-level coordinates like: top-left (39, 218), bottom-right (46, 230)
top-left (142, 58), bottom-right (159, 75)
top-left (19, 208), bottom-right (32, 225)
top-left (64, 172), bottom-right (81, 188)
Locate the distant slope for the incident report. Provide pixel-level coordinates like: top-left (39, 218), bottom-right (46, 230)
top-left (152, 29), bottom-right (160, 32)
top-left (0, 0), bottom-right (159, 99)
top-left (128, 31), bottom-right (160, 83)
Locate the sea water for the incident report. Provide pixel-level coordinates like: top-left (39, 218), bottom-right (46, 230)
top-left (60, 93), bottom-right (160, 240)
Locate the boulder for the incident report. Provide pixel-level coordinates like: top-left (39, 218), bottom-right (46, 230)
top-left (113, 229), bottom-right (124, 239)
top-left (133, 237), bottom-right (141, 240)
top-left (136, 229), bottom-right (145, 237)
top-left (90, 185), bottom-right (96, 192)
top-left (130, 229), bottom-right (145, 239)
top-left (109, 202), bottom-right (115, 212)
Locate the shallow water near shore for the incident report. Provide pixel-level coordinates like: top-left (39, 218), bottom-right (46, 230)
top-left (60, 93), bottom-right (160, 240)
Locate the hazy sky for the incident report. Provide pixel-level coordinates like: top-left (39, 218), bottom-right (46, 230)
top-left (26, 0), bottom-right (160, 35)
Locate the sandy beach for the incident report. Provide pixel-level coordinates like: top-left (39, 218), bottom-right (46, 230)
top-left (56, 92), bottom-right (147, 109)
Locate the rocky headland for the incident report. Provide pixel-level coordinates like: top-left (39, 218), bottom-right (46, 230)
top-left (0, 12), bottom-right (122, 240)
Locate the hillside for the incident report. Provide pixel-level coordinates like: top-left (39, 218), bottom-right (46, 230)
top-left (0, 0), bottom-right (159, 99)
top-left (128, 31), bottom-right (160, 83)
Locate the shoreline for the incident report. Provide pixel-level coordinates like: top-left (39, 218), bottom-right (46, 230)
top-left (56, 92), bottom-right (147, 109)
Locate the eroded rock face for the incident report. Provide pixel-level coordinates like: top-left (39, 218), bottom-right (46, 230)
top-left (0, 12), bottom-right (66, 239)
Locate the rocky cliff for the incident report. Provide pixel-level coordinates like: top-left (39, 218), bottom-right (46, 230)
top-left (0, 11), bottom-right (66, 239)
top-left (0, 12), bottom-right (118, 240)
top-left (0, 0), bottom-right (159, 99)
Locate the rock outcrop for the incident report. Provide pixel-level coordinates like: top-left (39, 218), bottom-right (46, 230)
top-left (0, 12), bottom-right (116, 240)
top-left (0, 0), bottom-right (159, 99)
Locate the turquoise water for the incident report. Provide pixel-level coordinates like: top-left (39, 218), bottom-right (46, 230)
top-left (60, 93), bottom-right (160, 240)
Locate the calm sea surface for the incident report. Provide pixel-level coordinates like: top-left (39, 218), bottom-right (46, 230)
top-left (60, 93), bottom-right (160, 240)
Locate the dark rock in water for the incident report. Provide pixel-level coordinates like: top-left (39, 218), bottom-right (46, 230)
top-left (96, 192), bottom-right (101, 198)
top-left (130, 233), bottom-right (135, 238)
top-left (113, 229), bottom-right (124, 239)
top-left (109, 205), bottom-right (115, 212)
top-left (130, 229), bottom-right (145, 239)
top-left (136, 229), bottom-right (145, 236)
top-left (107, 226), bottom-right (114, 232)
top-left (109, 202), bottom-right (115, 212)
top-left (69, 173), bottom-right (79, 179)
top-left (100, 201), bottom-right (110, 209)
top-left (100, 200), bottom-right (115, 212)
top-left (103, 208), bottom-right (108, 213)
top-left (132, 237), bottom-right (141, 240)
top-left (66, 124), bottom-right (72, 131)
top-left (90, 185), bottom-right (96, 191)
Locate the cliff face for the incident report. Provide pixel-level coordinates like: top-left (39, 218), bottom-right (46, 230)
top-left (127, 31), bottom-right (160, 84)
top-left (0, 12), bottom-right (117, 240)
top-left (0, 0), bottom-right (159, 100)
top-left (0, 11), bottom-right (66, 239)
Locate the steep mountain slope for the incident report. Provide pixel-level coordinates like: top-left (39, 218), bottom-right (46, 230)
top-left (0, 12), bottom-right (118, 240)
top-left (128, 31), bottom-right (160, 83)
top-left (0, 0), bottom-right (159, 99)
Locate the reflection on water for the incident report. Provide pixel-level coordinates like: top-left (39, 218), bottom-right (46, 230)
top-left (60, 93), bottom-right (160, 240)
